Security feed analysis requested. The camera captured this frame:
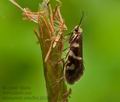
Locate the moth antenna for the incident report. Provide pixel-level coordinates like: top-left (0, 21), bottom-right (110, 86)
top-left (78, 11), bottom-right (84, 27)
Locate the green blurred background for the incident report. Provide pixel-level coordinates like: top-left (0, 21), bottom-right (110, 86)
top-left (0, 0), bottom-right (120, 102)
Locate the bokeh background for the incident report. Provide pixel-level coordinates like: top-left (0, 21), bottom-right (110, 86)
top-left (0, 0), bottom-right (120, 102)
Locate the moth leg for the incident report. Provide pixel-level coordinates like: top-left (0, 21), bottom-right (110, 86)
top-left (57, 47), bottom-right (70, 70)
top-left (62, 46), bottom-right (70, 52)
top-left (56, 58), bottom-right (65, 65)
top-left (56, 57), bottom-right (66, 70)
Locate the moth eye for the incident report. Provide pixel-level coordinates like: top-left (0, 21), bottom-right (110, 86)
top-left (75, 28), bottom-right (78, 32)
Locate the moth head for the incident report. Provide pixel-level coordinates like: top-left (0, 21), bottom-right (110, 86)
top-left (74, 11), bottom-right (84, 34)
top-left (74, 25), bottom-right (83, 33)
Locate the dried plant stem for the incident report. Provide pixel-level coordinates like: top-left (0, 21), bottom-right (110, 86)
top-left (10, 0), bottom-right (70, 102)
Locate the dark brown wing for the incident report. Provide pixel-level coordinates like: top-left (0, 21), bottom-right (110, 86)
top-left (65, 33), bottom-right (84, 84)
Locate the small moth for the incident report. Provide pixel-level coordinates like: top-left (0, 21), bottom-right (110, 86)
top-left (64, 13), bottom-right (84, 84)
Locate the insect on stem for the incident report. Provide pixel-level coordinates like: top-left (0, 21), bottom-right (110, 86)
top-left (63, 12), bottom-right (85, 84)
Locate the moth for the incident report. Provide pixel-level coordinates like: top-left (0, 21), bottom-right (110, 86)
top-left (64, 14), bottom-right (84, 84)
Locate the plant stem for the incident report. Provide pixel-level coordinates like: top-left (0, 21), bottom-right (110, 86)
top-left (36, 3), bottom-right (68, 101)
top-left (9, 0), bottom-right (69, 102)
